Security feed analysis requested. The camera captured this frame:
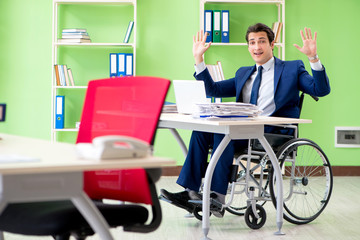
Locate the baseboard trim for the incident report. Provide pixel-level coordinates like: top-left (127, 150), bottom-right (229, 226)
top-left (331, 166), bottom-right (360, 176)
top-left (162, 166), bottom-right (183, 176)
top-left (161, 166), bottom-right (360, 176)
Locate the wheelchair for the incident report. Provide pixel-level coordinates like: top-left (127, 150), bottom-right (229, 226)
top-left (192, 93), bottom-right (333, 230)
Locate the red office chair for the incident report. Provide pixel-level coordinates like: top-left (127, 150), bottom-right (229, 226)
top-left (0, 76), bottom-right (170, 240)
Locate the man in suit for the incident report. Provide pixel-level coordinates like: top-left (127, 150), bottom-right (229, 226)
top-left (161, 23), bottom-right (330, 217)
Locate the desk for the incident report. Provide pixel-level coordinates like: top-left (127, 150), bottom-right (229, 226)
top-left (159, 113), bottom-right (311, 239)
top-left (0, 133), bottom-right (175, 240)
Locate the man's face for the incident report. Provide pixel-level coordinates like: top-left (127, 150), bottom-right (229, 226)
top-left (248, 31), bottom-right (274, 65)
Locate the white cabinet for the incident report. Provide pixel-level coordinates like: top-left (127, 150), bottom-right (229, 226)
top-left (51, 0), bottom-right (137, 142)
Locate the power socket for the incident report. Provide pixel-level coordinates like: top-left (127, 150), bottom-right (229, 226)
top-left (335, 127), bottom-right (360, 148)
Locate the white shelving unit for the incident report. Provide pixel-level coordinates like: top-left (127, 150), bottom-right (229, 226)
top-left (51, 0), bottom-right (137, 142)
top-left (200, 0), bottom-right (285, 59)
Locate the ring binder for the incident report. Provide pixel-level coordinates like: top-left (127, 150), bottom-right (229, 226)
top-left (204, 10), bottom-right (213, 43)
top-left (55, 96), bottom-right (64, 129)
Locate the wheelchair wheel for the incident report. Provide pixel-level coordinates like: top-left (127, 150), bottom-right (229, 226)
top-left (244, 204), bottom-right (267, 229)
top-left (269, 138), bottom-right (333, 224)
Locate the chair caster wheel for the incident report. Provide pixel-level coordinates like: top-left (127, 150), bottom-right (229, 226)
top-left (244, 204), bottom-right (266, 229)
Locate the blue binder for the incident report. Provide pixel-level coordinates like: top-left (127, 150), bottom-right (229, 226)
top-left (109, 53), bottom-right (117, 77)
top-left (117, 53), bottom-right (126, 77)
top-left (125, 53), bottom-right (133, 76)
top-left (55, 95), bottom-right (64, 129)
top-left (221, 10), bottom-right (229, 43)
top-left (204, 10), bottom-right (212, 43)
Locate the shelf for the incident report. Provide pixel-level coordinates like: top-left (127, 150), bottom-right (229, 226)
top-left (54, 86), bottom-right (88, 89)
top-left (53, 128), bottom-right (79, 132)
top-left (55, 42), bottom-right (135, 47)
top-left (210, 42), bottom-right (284, 46)
top-left (202, 0), bottom-right (284, 4)
top-left (54, 0), bottom-right (135, 5)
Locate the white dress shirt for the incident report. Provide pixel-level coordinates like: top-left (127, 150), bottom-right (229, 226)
top-left (242, 57), bottom-right (275, 116)
top-left (195, 57), bottom-right (323, 116)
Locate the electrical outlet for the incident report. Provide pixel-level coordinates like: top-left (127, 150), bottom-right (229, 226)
top-left (335, 127), bottom-right (360, 148)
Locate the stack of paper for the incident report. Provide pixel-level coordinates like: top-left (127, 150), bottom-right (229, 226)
top-left (193, 102), bottom-right (262, 118)
top-left (162, 102), bottom-right (177, 113)
top-left (58, 29), bottom-right (91, 43)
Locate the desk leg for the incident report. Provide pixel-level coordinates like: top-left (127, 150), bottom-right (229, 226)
top-left (72, 192), bottom-right (114, 240)
top-left (258, 136), bottom-right (285, 235)
top-left (169, 128), bottom-right (188, 158)
top-left (202, 135), bottom-right (231, 240)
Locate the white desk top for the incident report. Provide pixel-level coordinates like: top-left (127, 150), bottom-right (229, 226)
top-left (0, 134), bottom-right (175, 175)
top-left (159, 113), bottom-right (312, 140)
top-left (160, 113), bottom-right (311, 126)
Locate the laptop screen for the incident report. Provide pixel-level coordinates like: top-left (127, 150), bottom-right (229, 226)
top-left (173, 80), bottom-right (210, 114)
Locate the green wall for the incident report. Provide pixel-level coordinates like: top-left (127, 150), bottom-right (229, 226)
top-left (0, 0), bottom-right (359, 166)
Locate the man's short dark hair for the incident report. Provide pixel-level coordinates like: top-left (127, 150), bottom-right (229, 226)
top-left (245, 23), bottom-right (275, 43)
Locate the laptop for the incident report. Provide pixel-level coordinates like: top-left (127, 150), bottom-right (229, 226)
top-left (173, 80), bottom-right (210, 114)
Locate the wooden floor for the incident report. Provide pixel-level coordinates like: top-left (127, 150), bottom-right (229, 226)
top-left (4, 176), bottom-right (360, 240)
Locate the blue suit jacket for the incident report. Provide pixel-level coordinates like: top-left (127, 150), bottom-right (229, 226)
top-left (194, 57), bottom-right (330, 119)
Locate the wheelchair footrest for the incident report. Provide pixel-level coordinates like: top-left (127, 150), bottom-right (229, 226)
top-left (159, 195), bottom-right (196, 213)
top-left (189, 198), bottom-right (223, 211)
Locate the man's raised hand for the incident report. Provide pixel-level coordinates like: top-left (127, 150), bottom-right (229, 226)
top-left (193, 30), bottom-right (212, 65)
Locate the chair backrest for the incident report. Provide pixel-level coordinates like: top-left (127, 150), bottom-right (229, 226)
top-left (77, 76), bottom-right (170, 145)
top-left (299, 92), bottom-right (319, 117)
top-left (77, 76), bottom-right (170, 204)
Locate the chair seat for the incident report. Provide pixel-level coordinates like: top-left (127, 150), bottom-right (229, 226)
top-left (233, 133), bottom-right (294, 161)
top-left (0, 200), bottom-right (148, 236)
top-left (251, 133), bottom-right (294, 152)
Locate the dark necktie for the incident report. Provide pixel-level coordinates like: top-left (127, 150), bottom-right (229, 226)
top-left (250, 66), bottom-right (263, 105)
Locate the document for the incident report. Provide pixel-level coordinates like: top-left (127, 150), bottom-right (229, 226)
top-left (193, 102), bottom-right (262, 118)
